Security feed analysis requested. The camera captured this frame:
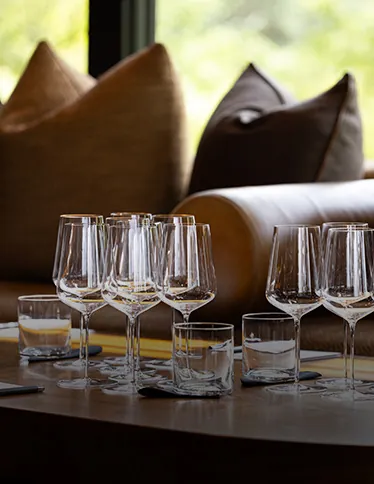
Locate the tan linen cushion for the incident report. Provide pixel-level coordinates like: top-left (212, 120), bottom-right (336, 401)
top-left (0, 41), bottom-right (188, 282)
top-left (0, 41), bottom-right (95, 128)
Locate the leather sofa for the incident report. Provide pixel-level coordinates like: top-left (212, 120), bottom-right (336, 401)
top-left (2, 175), bottom-right (374, 355)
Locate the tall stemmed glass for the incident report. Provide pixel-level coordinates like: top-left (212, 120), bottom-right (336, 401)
top-left (322, 227), bottom-right (374, 401)
top-left (52, 214), bottom-right (105, 371)
top-left (266, 224), bottom-right (324, 394)
top-left (318, 221), bottom-right (368, 389)
top-left (145, 213), bottom-right (195, 370)
top-left (101, 220), bottom-right (160, 395)
top-left (102, 212), bottom-right (153, 370)
top-left (56, 222), bottom-right (110, 389)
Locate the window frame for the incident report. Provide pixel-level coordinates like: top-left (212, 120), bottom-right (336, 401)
top-left (88, 0), bottom-right (155, 78)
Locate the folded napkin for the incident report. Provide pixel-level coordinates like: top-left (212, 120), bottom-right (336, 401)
top-left (241, 370), bottom-right (321, 387)
top-left (26, 345), bottom-right (102, 363)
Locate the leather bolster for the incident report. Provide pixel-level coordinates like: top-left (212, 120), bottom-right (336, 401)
top-left (173, 180), bottom-right (374, 326)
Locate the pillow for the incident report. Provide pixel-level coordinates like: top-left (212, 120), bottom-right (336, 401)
top-left (0, 41), bottom-right (95, 128)
top-left (188, 63), bottom-right (363, 195)
top-left (0, 41), bottom-right (188, 282)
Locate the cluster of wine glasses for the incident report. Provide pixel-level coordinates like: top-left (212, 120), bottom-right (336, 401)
top-left (266, 221), bottom-right (374, 400)
top-left (52, 212), bottom-right (217, 394)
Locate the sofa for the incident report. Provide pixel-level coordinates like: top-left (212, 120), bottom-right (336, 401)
top-left (2, 174), bottom-right (374, 355)
top-left (2, 41), bottom-right (374, 355)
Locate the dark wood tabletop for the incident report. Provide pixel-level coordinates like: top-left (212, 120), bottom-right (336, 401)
top-left (1, 334), bottom-right (374, 483)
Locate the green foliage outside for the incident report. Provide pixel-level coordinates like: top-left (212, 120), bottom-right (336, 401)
top-left (1, 0), bottom-right (374, 159)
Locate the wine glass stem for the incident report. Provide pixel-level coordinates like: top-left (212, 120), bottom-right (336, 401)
top-left (125, 316), bottom-right (130, 365)
top-left (79, 313), bottom-right (84, 361)
top-left (343, 319), bottom-right (349, 380)
top-left (136, 316), bottom-right (141, 372)
top-left (128, 317), bottom-right (136, 383)
top-left (348, 321), bottom-right (356, 391)
top-left (82, 313), bottom-right (90, 380)
top-left (294, 317), bottom-right (301, 384)
top-left (182, 313), bottom-right (192, 373)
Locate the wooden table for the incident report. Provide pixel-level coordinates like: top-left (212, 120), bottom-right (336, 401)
top-left (1, 331), bottom-right (374, 483)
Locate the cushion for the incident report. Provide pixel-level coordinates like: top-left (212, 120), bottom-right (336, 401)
top-left (188, 63), bottom-right (363, 195)
top-left (0, 41), bottom-right (95, 128)
top-left (0, 41), bottom-right (188, 282)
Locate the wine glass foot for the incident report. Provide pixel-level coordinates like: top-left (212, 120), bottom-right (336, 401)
top-left (103, 356), bottom-right (127, 367)
top-left (266, 383), bottom-right (326, 395)
top-left (144, 358), bottom-right (172, 370)
top-left (101, 382), bottom-right (138, 395)
top-left (53, 359), bottom-right (108, 371)
top-left (57, 377), bottom-right (114, 390)
top-left (321, 389), bottom-right (374, 401)
top-left (317, 377), bottom-right (372, 390)
top-left (109, 369), bottom-right (159, 384)
top-left (99, 365), bottom-right (131, 376)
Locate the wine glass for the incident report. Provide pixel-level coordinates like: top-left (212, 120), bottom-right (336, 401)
top-left (157, 222), bottom-right (216, 322)
top-left (52, 214), bottom-right (105, 371)
top-left (265, 224), bottom-right (324, 394)
top-left (101, 220), bottom-right (161, 395)
top-left (321, 227), bottom-right (374, 401)
top-left (145, 213), bottom-right (195, 370)
top-left (318, 221), bottom-right (368, 389)
top-left (56, 222), bottom-right (110, 389)
top-left (101, 213), bottom-right (153, 370)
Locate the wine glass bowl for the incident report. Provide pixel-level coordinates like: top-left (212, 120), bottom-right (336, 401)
top-left (157, 223), bottom-right (217, 324)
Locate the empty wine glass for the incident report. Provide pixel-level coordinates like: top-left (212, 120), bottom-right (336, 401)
top-left (157, 222), bottom-right (216, 323)
top-left (265, 224), bottom-right (324, 394)
top-left (145, 213), bottom-right (195, 370)
top-left (56, 222), bottom-right (110, 389)
top-left (101, 220), bottom-right (160, 395)
top-left (52, 214), bottom-right (105, 371)
top-left (318, 221), bottom-right (368, 389)
top-left (322, 227), bottom-right (374, 401)
top-left (102, 212), bottom-right (153, 371)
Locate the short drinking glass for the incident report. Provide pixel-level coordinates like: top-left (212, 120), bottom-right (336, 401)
top-left (18, 295), bottom-right (72, 357)
top-left (172, 322), bottom-right (234, 396)
top-left (242, 312), bottom-right (295, 383)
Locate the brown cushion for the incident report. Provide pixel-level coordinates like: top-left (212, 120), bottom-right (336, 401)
top-left (188, 63), bottom-right (363, 195)
top-left (0, 41), bottom-right (188, 282)
top-left (0, 41), bottom-right (95, 128)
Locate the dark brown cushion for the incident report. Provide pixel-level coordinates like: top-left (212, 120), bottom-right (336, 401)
top-left (188, 63), bottom-right (363, 195)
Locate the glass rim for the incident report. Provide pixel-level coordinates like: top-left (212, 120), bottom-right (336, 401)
top-left (109, 212), bottom-right (153, 217)
top-left (163, 222), bottom-right (209, 228)
top-left (18, 294), bottom-right (61, 302)
top-left (173, 322), bottom-right (234, 331)
top-left (153, 213), bottom-right (195, 218)
top-left (242, 312), bottom-right (294, 321)
top-left (274, 224), bottom-right (320, 229)
top-left (60, 214), bottom-right (103, 218)
top-left (322, 221), bottom-right (368, 226)
top-left (327, 227), bottom-right (374, 232)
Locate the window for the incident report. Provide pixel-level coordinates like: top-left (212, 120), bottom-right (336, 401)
top-left (156, 0), bottom-right (374, 158)
top-left (0, 0), bottom-right (88, 101)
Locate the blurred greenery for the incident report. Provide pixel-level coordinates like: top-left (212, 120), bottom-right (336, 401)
top-left (1, 0), bottom-right (374, 159)
top-left (157, 0), bottom-right (374, 160)
top-left (0, 0), bottom-right (88, 100)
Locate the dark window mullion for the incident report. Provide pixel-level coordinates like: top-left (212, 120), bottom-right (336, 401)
top-left (89, 0), bottom-right (156, 78)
